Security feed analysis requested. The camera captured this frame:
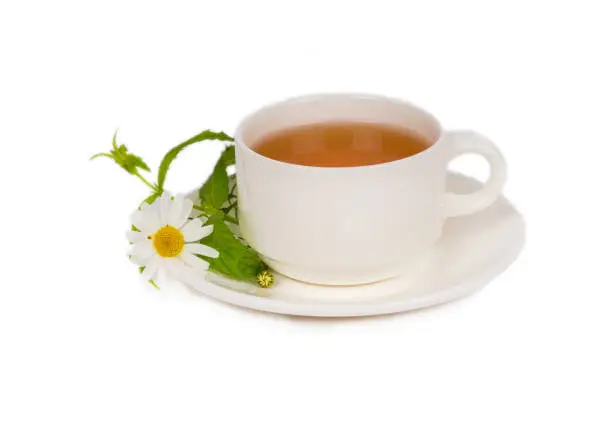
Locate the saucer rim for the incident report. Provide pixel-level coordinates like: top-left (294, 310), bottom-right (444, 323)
top-left (183, 232), bottom-right (524, 317)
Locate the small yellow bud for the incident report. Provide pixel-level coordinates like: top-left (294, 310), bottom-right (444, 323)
top-left (256, 270), bottom-right (274, 288)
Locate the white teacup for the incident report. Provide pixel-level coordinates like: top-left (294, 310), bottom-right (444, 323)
top-left (235, 94), bottom-right (506, 285)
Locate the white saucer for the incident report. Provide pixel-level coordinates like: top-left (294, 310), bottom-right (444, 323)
top-left (182, 173), bottom-right (525, 317)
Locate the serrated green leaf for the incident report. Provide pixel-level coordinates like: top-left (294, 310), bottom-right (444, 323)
top-left (156, 130), bottom-right (234, 189)
top-left (200, 213), bottom-right (264, 281)
top-left (199, 156), bottom-right (229, 209)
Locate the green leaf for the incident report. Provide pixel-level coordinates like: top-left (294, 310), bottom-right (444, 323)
top-left (129, 155), bottom-right (151, 172)
top-left (219, 174), bottom-right (238, 220)
top-left (200, 213), bottom-right (265, 281)
top-left (199, 156), bottom-right (229, 209)
top-left (193, 203), bottom-right (223, 217)
top-left (90, 130), bottom-right (151, 175)
top-left (156, 130), bottom-right (234, 189)
top-left (220, 145), bottom-right (236, 166)
top-left (141, 191), bottom-right (161, 206)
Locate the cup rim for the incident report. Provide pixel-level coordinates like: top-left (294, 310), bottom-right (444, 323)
top-left (234, 92), bottom-right (444, 170)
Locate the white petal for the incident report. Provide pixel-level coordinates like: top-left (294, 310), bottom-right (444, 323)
top-left (139, 200), bottom-right (152, 211)
top-left (142, 257), bottom-right (160, 281)
top-left (182, 266), bottom-right (208, 283)
top-left (129, 210), bottom-right (147, 232)
top-left (131, 206), bottom-right (159, 234)
top-left (184, 243), bottom-right (219, 258)
top-left (167, 195), bottom-right (185, 227)
top-left (162, 258), bottom-right (197, 281)
top-left (126, 230), bottom-right (145, 243)
top-left (147, 196), bottom-right (162, 222)
top-left (130, 240), bottom-right (155, 260)
top-left (181, 220), bottom-right (213, 242)
top-left (199, 224), bottom-right (214, 238)
top-left (129, 254), bottom-right (146, 266)
top-left (158, 192), bottom-right (171, 225)
top-left (180, 252), bottom-right (210, 271)
top-left (158, 257), bottom-right (179, 280)
top-left (176, 197), bottom-right (194, 228)
top-left (148, 196), bottom-right (162, 213)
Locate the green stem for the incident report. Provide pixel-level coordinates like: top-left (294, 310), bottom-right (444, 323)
top-left (135, 172), bottom-right (158, 192)
top-left (193, 205), bottom-right (239, 225)
top-left (90, 152), bottom-right (114, 160)
top-left (223, 215), bottom-right (239, 225)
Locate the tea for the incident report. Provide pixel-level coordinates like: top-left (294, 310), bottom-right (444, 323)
top-left (252, 122), bottom-right (430, 167)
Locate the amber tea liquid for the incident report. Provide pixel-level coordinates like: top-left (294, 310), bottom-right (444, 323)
top-left (252, 122), bottom-right (430, 167)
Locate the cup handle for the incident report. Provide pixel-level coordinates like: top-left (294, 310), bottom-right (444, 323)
top-left (443, 130), bottom-right (507, 218)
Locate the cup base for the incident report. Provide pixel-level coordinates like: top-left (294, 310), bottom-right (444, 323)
top-left (263, 256), bottom-right (431, 286)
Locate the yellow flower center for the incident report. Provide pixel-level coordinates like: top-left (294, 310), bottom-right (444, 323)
top-left (152, 226), bottom-right (184, 257)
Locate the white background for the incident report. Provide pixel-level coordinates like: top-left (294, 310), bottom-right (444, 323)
top-left (1, 1), bottom-right (610, 424)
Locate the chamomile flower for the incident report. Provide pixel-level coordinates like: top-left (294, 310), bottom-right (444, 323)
top-left (126, 193), bottom-right (219, 284)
